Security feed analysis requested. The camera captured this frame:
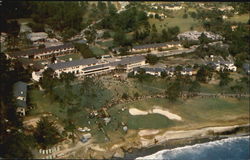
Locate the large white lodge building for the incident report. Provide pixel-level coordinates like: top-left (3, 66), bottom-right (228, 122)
top-left (33, 55), bottom-right (146, 80)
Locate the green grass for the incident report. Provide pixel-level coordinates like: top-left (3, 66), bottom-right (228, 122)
top-left (57, 53), bottom-right (82, 61)
top-left (29, 82), bottom-right (114, 127)
top-left (107, 96), bottom-right (249, 130)
top-left (90, 46), bottom-right (106, 56)
top-left (227, 14), bottom-right (249, 23)
top-left (97, 40), bottom-right (114, 48)
top-left (108, 101), bottom-right (180, 129)
top-left (147, 9), bottom-right (204, 33)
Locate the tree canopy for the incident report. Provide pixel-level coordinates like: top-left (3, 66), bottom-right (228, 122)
top-left (34, 117), bottom-right (61, 149)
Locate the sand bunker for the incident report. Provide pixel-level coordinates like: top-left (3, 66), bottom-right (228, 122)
top-left (138, 129), bottom-right (159, 136)
top-left (129, 108), bottom-right (148, 115)
top-left (151, 107), bottom-right (182, 121)
top-left (128, 106), bottom-right (182, 121)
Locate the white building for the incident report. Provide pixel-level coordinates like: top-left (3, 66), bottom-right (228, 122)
top-left (180, 67), bottom-right (194, 76)
top-left (133, 67), bottom-right (165, 76)
top-left (221, 61), bottom-right (237, 72)
top-left (46, 55), bottom-right (146, 78)
top-left (27, 32), bottom-right (48, 45)
top-left (177, 31), bottom-right (224, 41)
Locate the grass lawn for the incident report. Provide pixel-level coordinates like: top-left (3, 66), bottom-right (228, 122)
top-left (148, 9), bottom-right (204, 33)
top-left (29, 82), bottom-right (114, 127)
top-left (107, 96), bottom-right (249, 130)
top-left (227, 14), bottom-right (249, 23)
top-left (90, 46), bottom-right (106, 56)
top-left (148, 17), bottom-right (203, 33)
top-left (57, 53), bottom-right (82, 61)
top-left (97, 40), bottom-right (114, 48)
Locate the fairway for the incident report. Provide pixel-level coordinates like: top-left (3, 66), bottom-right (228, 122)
top-left (227, 14), bottom-right (249, 23)
top-left (148, 9), bottom-right (204, 33)
top-left (107, 97), bottom-right (249, 130)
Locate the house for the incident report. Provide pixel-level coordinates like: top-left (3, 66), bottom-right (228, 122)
top-left (111, 55), bottom-right (146, 72)
top-left (177, 31), bottom-right (224, 41)
top-left (130, 41), bottom-right (182, 53)
top-left (165, 67), bottom-right (176, 77)
top-left (243, 63), bottom-right (250, 74)
top-left (220, 61), bottom-right (237, 72)
top-left (27, 32), bottom-right (48, 45)
top-left (13, 81), bottom-right (27, 116)
top-left (181, 67), bottom-right (194, 76)
top-left (206, 60), bottom-right (237, 72)
top-left (133, 67), bottom-right (165, 76)
top-left (8, 43), bottom-right (76, 60)
top-left (231, 25), bottom-right (238, 31)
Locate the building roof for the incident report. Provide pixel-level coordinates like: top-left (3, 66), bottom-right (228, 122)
top-left (18, 58), bottom-right (44, 70)
top-left (82, 63), bottom-right (110, 71)
top-left (9, 43), bottom-right (74, 57)
top-left (27, 32), bottom-right (48, 42)
top-left (48, 58), bottom-right (98, 70)
top-left (165, 67), bottom-right (175, 72)
top-left (111, 55), bottom-right (146, 66)
top-left (134, 67), bottom-right (165, 73)
top-left (132, 42), bottom-right (180, 50)
top-left (13, 81), bottom-right (27, 107)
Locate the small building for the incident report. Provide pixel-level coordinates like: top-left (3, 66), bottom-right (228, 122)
top-left (13, 81), bottom-right (27, 116)
top-left (206, 60), bottom-right (237, 72)
top-left (177, 31), bottom-right (224, 42)
top-left (111, 55), bottom-right (147, 72)
top-left (27, 32), bottom-right (48, 45)
top-left (220, 61), bottom-right (237, 72)
top-left (133, 67), bottom-right (165, 76)
top-left (181, 67), bottom-right (194, 76)
top-left (9, 43), bottom-right (76, 60)
top-left (130, 41), bottom-right (182, 53)
top-left (165, 67), bottom-right (176, 77)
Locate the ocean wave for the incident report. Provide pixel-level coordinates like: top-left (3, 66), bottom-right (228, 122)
top-left (136, 136), bottom-right (250, 160)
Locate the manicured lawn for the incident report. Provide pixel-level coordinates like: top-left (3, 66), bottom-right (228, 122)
top-left (108, 100), bottom-right (180, 130)
top-left (97, 40), bottom-right (114, 48)
top-left (57, 53), bottom-right (82, 61)
top-left (29, 82), bottom-right (114, 127)
top-left (227, 14), bottom-right (249, 23)
top-left (90, 46), bottom-right (106, 56)
top-left (148, 17), bottom-right (204, 33)
top-left (107, 96), bottom-right (249, 130)
top-left (147, 9), bottom-right (204, 33)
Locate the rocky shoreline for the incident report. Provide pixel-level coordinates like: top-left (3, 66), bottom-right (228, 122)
top-left (73, 123), bottom-right (249, 159)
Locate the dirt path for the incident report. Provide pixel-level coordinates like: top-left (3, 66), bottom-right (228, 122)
top-left (53, 139), bottom-right (94, 158)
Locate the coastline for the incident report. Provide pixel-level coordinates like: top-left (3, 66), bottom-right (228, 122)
top-left (124, 134), bottom-right (249, 160)
top-left (122, 124), bottom-right (250, 159)
top-left (72, 123), bottom-right (250, 159)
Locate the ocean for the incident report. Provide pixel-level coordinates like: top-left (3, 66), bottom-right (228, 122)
top-left (135, 136), bottom-right (250, 160)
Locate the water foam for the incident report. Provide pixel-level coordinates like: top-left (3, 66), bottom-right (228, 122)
top-left (136, 136), bottom-right (250, 160)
